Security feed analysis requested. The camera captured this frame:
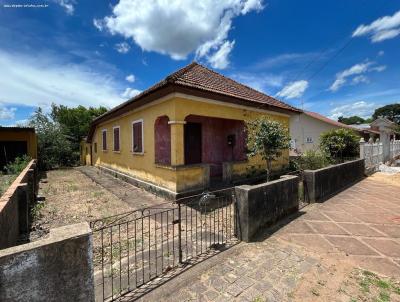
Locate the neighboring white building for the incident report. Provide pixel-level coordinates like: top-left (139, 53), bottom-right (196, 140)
top-left (289, 111), bottom-right (355, 154)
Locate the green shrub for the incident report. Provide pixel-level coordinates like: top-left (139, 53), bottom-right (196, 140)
top-left (296, 150), bottom-right (331, 170)
top-left (5, 155), bottom-right (31, 175)
top-left (320, 128), bottom-right (360, 159)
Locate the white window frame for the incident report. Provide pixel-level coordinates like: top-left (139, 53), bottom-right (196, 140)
top-left (306, 137), bottom-right (313, 143)
top-left (112, 126), bottom-right (121, 152)
top-left (132, 119), bottom-right (144, 154)
top-left (101, 129), bottom-right (107, 151)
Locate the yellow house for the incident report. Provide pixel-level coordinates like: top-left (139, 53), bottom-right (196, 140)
top-left (86, 62), bottom-right (300, 198)
top-left (0, 127), bottom-right (37, 169)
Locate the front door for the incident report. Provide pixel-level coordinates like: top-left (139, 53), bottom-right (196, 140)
top-left (184, 122), bottom-right (202, 164)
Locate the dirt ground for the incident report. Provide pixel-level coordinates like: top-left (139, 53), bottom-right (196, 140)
top-left (31, 168), bottom-right (134, 239)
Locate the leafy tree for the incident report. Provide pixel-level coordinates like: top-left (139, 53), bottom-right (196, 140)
top-left (51, 104), bottom-right (107, 146)
top-left (338, 116), bottom-right (366, 125)
top-left (246, 118), bottom-right (290, 180)
top-left (29, 108), bottom-right (75, 170)
top-left (372, 104), bottom-right (400, 124)
top-left (320, 128), bottom-right (360, 160)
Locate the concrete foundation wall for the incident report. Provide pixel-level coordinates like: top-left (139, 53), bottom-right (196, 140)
top-left (0, 160), bottom-right (37, 249)
top-left (303, 159), bottom-right (365, 203)
top-left (0, 223), bottom-right (94, 302)
top-left (235, 175), bottom-right (299, 242)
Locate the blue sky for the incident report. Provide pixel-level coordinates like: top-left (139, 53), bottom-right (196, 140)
top-left (0, 0), bottom-right (399, 126)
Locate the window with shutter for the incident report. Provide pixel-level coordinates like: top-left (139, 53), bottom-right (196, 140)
top-left (132, 120), bottom-right (143, 153)
top-left (102, 130), bottom-right (107, 151)
top-left (113, 127), bottom-right (120, 151)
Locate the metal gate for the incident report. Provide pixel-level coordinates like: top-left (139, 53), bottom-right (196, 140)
top-left (90, 188), bottom-right (237, 301)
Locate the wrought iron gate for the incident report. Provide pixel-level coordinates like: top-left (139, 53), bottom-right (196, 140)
top-left (90, 188), bottom-right (237, 301)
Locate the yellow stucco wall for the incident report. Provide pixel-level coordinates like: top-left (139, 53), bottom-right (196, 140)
top-left (90, 95), bottom-right (290, 193)
top-left (80, 141), bottom-right (91, 165)
top-left (0, 130), bottom-right (37, 159)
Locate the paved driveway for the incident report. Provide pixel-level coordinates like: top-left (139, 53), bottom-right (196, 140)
top-left (278, 174), bottom-right (400, 277)
top-left (137, 173), bottom-right (400, 301)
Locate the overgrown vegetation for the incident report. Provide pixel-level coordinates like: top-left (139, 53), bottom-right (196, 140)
top-left (246, 118), bottom-right (290, 180)
top-left (294, 149), bottom-right (331, 170)
top-left (320, 128), bottom-right (360, 160)
top-left (28, 104), bottom-right (107, 170)
top-left (4, 154), bottom-right (31, 175)
top-left (0, 155), bottom-right (31, 196)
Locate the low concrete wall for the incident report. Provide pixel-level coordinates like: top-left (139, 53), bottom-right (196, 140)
top-left (0, 160), bottom-right (38, 249)
top-left (235, 175), bottom-right (299, 242)
top-left (0, 223), bottom-right (94, 302)
top-left (303, 159), bottom-right (365, 203)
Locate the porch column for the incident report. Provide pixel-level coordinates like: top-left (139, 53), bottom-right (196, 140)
top-left (168, 120), bottom-right (186, 165)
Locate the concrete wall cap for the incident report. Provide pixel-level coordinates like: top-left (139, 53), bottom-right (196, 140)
top-left (0, 222), bottom-right (91, 258)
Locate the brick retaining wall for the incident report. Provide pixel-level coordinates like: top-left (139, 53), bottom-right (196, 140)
top-left (0, 160), bottom-right (38, 249)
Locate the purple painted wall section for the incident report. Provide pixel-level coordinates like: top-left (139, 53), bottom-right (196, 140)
top-left (186, 115), bottom-right (247, 176)
top-left (155, 116), bottom-right (171, 165)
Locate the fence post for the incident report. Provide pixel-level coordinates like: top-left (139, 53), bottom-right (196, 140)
top-left (177, 203), bottom-right (183, 264)
top-left (359, 138), bottom-right (365, 159)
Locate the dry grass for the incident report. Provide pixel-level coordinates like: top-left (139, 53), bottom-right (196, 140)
top-left (32, 168), bottom-right (133, 236)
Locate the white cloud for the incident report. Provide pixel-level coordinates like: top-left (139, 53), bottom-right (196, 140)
top-left (207, 40), bottom-right (235, 69)
top-left (329, 61), bottom-right (386, 91)
top-left (276, 80), bottom-right (308, 99)
top-left (121, 88), bottom-right (141, 99)
top-left (115, 42), bottom-right (130, 54)
top-left (125, 74), bottom-right (135, 83)
top-left (0, 50), bottom-right (124, 109)
top-left (0, 107), bottom-right (17, 120)
top-left (231, 73), bottom-right (284, 92)
top-left (54, 0), bottom-right (75, 15)
top-left (352, 10), bottom-right (400, 43)
top-left (352, 75), bottom-right (369, 85)
top-left (99, 0), bottom-right (264, 69)
top-left (93, 19), bottom-right (104, 31)
top-left (329, 101), bottom-right (376, 120)
top-left (378, 50), bottom-right (385, 56)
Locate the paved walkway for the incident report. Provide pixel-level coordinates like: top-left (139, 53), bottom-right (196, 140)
top-left (138, 174), bottom-right (400, 301)
top-left (76, 166), bottom-right (167, 209)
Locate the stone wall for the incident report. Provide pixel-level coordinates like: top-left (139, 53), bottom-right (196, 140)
top-left (235, 175), bottom-right (299, 242)
top-left (303, 159), bottom-right (365, 203)
top-left (0, 223), bottom-right (94, 302)
top-left (0, 160), bottom-right (38, 249)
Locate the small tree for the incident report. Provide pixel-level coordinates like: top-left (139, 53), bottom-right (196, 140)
top-left (319, 128), bottom-right (360, 161)
top-left (246, 118), bottom-right (290, 181)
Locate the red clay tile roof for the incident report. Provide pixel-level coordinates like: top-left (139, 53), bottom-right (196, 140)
top-left (96, 62), bottom-right (299, 120)
top-left (166, 62), bottom-right (298, 111)
top-left (304, 111), bottom-right (380, 134)
top-left (304, 111), bottom-right (354, 129)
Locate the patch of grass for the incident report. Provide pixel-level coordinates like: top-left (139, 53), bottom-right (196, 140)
top-left (31, 202), bottom-right (45, 220)
top-left (376, 280), bottom-right (390, 290)
top-left (252, 297), bottom-right (264, 302)
top-left (378, 290), bottom-right (390, 302)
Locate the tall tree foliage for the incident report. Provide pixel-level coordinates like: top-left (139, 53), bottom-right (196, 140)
top-left (29, 108), bottom-right (75, 170)
top-left (246, 118), bottom-right (290, 180)
top-left (29, 105), bottom-right (107, 170)
top-left (372, 104), bottom-right (400, 124)
top-left (338, 115), bottom-right (372, 125)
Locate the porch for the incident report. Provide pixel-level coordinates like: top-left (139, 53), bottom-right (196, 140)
top-left (154, 114), bottom-right (251, 192)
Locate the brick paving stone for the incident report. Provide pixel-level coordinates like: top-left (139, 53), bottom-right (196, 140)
top-left (253, 280), bottom-right (273, 292)
top-left (201, 290), bottom-right (219, 301)
top-left (338, 223), bottom-right (386, 237)
top-left (325, 236), bottom-right (379, 256)
top-left (225, 283), bottom-right (244, 297)
top-left (234, 276), bottom-right (255, 290)
top-left (238, 286), bottom-right (263, 301)
top-left (362, 238), bottom-right (400, 258)
top-left (306, 221), bottom-right (350, 235)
